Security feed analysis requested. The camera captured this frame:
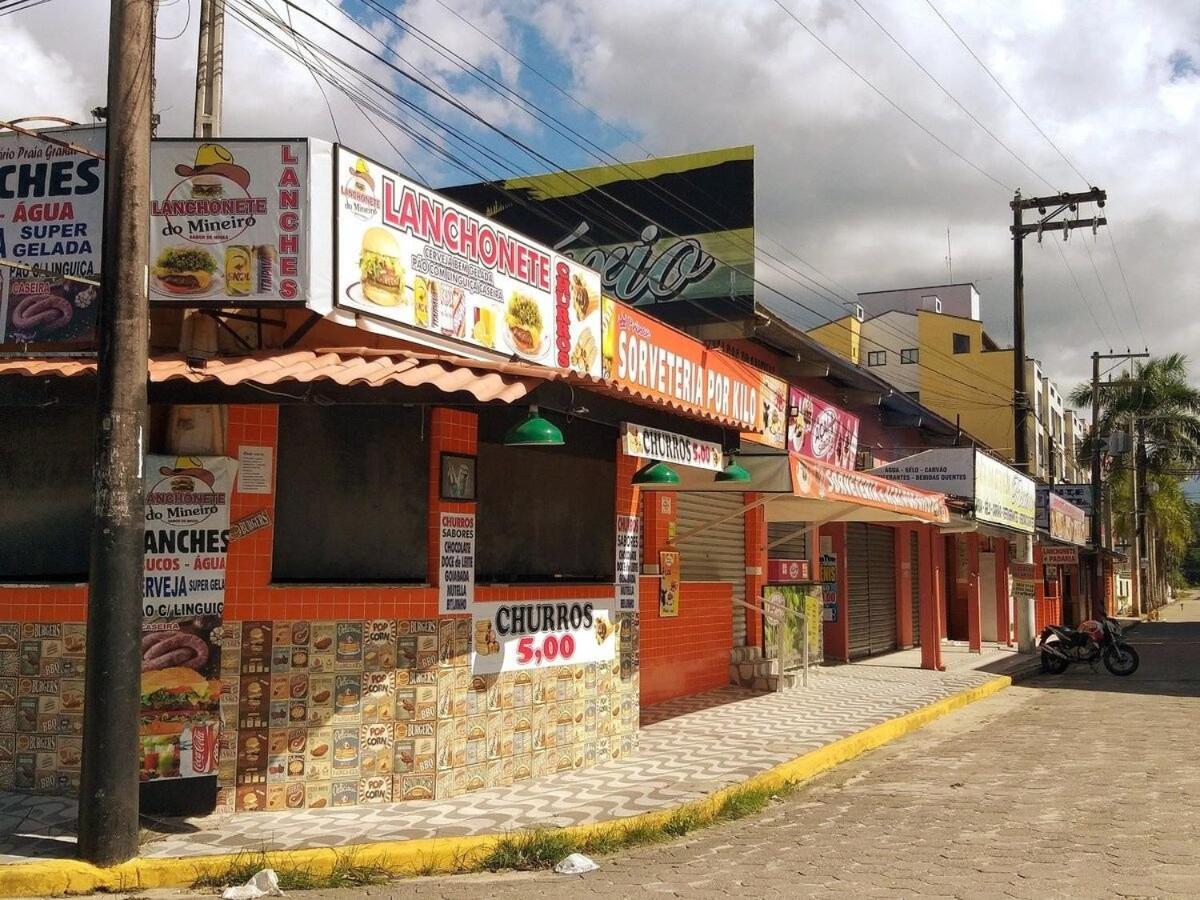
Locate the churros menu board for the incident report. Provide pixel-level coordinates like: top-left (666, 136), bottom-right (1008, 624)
top-left (149, 140), bottom-right (310, 306)
top-left (140, 455), bottom-right (237, 783)
top-left (333, 145), bottom-right (603, 377)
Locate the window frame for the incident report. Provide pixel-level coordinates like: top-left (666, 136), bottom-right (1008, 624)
top-left (952, 333), bottom-right (971, 354)
top-left (866, 350), bottom-right (887, 367)
top-left (900, 348), bottom-right (919, 365)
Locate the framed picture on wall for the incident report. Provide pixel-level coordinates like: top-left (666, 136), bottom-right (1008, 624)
top-left (439, 453), bottom-right (477, 501)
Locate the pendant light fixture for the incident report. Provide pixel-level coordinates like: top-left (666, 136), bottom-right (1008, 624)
top-left (715, 454), bottom-right (751, 483)
top-left (631, 460), bottom-right (680, 486)
top-left (504, 405), bottom-right (564, 446)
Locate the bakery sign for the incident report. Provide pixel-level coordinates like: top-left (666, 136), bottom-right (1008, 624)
top-left (601, 299), bottom-right (767, 431)
top-left (620, 422), bottom-right (724, 472)
top-left (470, 599), bottom-right (617, 675)
top-left (333, 144), bottom-right (603, 377)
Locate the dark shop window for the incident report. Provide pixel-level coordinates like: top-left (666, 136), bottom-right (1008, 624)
top-left (475, 412), bottom-right (615, 583)
top-left (0, 406), bottom-right (94, 582)
top-left (273, 405), bottom-right (428, 583)
top-left (952, 333), bottom-right (971, 354)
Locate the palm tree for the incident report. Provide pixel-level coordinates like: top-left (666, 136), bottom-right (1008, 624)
top-left (1069, 354), bottom-right (1200, 608)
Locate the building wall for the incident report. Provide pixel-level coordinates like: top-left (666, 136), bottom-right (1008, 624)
top-left (857, 283), bottom-right (980, 321)
top-left (915, 310), bottom-right (1015, 455)
top-left (808, 315), bottom-right (860, 365)
top-left (861, 312), bottom-right (920, 395)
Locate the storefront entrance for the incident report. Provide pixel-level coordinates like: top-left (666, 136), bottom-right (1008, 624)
top-left (847, 523), bottom-right (897, 659)
top-left (677, 492), bottom-right (747, 646)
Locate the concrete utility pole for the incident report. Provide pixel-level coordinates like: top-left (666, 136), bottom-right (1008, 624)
top-left (193, 0), bottom-right (225, 138)
top-left (78, 0), bottom-right (154, 866)
top-left (1129, 409), bottom-right (1142, 617)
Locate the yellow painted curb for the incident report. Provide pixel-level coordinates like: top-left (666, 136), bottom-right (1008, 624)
top-left (0, 674), bottom-right (1013, 897)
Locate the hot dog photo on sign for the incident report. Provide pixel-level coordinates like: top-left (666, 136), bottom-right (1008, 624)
top-left (141, 455), bottom-right (237, 782)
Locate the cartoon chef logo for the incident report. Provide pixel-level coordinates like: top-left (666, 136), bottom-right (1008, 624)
top-left (341, 157), bottom-right (381, 220)
top-left (147, 457), bottom-right (225, 526)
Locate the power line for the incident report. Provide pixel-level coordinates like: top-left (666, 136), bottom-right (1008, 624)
top-left (1105, 220), bottom-right (1149, 350)
top-left (921, 0), bottom-right (1090, 188)
top-left (1078, 231), bottom-right (1130, 349)
top-left (0, 0), bottom-right (56, 16)
top-left (770, 0), bottom-right (1013, 193)
top-left (849, 0), bottom-right (1057, 193)
top-left (1047, 235), bottom-right (1111, 350)
top-left (234, 0), bottom-right (1021, 409)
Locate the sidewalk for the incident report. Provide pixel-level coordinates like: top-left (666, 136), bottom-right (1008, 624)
top-left (0, 663), bottom-right (1015, 891)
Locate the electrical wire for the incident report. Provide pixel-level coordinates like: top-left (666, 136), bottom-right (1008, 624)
top-left (0, 0), bottom-right (55, 15)
top-left (1105, 220), bottom-right (1149, 350)
top-left (1047, 235), bottom-right (1111, 350)
top-left (232, 0), bottom-right (1021, 410)
top-left (1078, 232), bottom-right (1130, 349)
top-left (921, 0), bottom-right (1090, 188)
top-left (155, 0), bottom-right (190, 39)
top-left (770, 0), bottom-right (1013, 193)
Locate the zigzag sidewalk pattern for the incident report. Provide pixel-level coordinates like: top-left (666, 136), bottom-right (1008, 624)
top-left (0, 664), bottom-right (1003, 863)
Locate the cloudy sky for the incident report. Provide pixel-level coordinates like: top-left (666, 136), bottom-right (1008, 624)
top-left (5, 0), bottom-right (1199, 398)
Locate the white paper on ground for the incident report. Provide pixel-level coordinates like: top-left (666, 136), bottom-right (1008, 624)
top-left (221, 868), bottom-right (285, 899)
top-left (554, 852), bottom-right (600, 875)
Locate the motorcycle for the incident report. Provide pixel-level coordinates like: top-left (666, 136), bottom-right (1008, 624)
top-left (1038, 617), bottom-right (1139, 676)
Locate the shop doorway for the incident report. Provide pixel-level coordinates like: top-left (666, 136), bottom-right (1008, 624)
top-left (980, 551), bottom-right (998, 641)
top-left (909, 530), bottom-right (920, 648)
top-left (847, 523), bottom-right (898, 659)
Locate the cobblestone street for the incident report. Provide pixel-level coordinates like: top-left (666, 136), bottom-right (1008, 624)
top-left (208, 602), bottom-right (1200, 900)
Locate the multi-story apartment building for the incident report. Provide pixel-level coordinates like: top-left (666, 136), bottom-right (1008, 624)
top-left (808, 282), bottom-right (1076, 482)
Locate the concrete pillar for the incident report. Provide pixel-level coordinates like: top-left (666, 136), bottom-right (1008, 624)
top-left (896, 526), bottom-right (914, 649)
top-left (743, 493), bottom-right (765, 649)
top-left (966, 533), bottom-right (982, 652)
top-left (919, 524), bottom-right (943, 671)
top-left (996, 537), bottom-right (1012, 646)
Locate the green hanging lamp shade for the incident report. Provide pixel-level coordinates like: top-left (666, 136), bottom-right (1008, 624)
top-left (715, 456), bottom-right (751, 483)
top-left (631, 460), bottom-right (680, 486)
top-left (504, 406), bottom-right (564, 446)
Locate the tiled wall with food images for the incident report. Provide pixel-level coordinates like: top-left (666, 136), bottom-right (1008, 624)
top-left (0, 614), bottom-right (640, 811)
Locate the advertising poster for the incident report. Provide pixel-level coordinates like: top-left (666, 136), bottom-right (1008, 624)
top-left (438, 512), bottom-right (475, 615)
top-left (1011, 562), bottom-right (1036, 604)
top-left (787, 386), bottom-right (860, 471)
top-left (763, 585), bottom-right (823, 664)
top-left (141, 455), bottom-right (237, 783)
top-left (658, 550), bottom-right (680, 618)
top-left (440, 146), bottom-right (755, 320)
top-left (615, 515), bottom-right (641, 612)
top-left (334, 145), bottom-right (602, 376)
top-left (621, 422), bottom-right (723, 472)
top-left (767, 559), bottom-right (811, 583)
top-left (149, 140), bottom-right (310, 306)
top-left (470, 599), bottom-right (617, 675)
top-left (1037, 488), bottom-right (1089, 546)
top-left (601, 299), bottom-right (765, 432)
top-left (744, 371), bottom-right (788, 449)
top-left (820, 551), bottom-right (838, 622)
top-left (0, 125), bottom-right (106, 345)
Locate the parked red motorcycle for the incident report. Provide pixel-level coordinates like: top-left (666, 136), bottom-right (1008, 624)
top-left (1038, 617), bottom-right (1139, 676)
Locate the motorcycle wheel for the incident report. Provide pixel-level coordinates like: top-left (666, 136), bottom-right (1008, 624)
top-left (1041, 650), bottom-right (1069, 674)
top-left (1103, 644), bottom-right (1139, 676)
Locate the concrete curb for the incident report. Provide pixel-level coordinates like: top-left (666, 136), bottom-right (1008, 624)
top-left (0, 675), bottom-right (1014, 897)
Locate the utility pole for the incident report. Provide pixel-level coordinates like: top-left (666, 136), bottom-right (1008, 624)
top-left (78, 0), bottom-right (154, 866)
top-left (194, 0), bottom-right (225, 138)
top-left (1129, 409), bottom-right (1142, 617)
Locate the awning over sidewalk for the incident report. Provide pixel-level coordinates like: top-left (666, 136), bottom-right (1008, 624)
top-left (640, 450), bottom-right (949, 525)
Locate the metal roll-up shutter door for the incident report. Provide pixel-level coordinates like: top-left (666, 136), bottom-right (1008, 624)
top-left (847, 523), bottom-right (872, 658)
top-left (676, 492), bottom-right (747, 646)
top-left (867, 525), bottom-right (898, 655)
top-left (909, 531), bottom-right (921, 646)
top-left (768, 522), bottom-right (808, 561)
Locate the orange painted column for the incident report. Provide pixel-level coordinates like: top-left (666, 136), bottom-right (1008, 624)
top-left (1032, 542), bottom-right (1045, 633)
top-left (920, 523), bottom-right (944, 670)
top-left (996, 538), bottom-right (1012, 646)
top-left (743, 493), bottom-right (765, 650)
top-left (821, 523), bottom-right (850, 662)
top-left (966, 533), bottom-right (982, 652)
top-left (896, 526), bottom-right (914, 649)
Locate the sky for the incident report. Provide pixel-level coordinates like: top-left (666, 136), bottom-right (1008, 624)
top-left (3, 0), bottom-right (1199, 403)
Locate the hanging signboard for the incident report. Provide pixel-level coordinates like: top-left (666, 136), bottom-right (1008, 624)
top-left (615, 515), bottom-right (641, 612)
top-left (1011, 562), bottom-right (1036, 603)
top-left (872, 448), bottom-right (1034, 533)
top-left (0, 125), bottom-right (106, 346)
top-left (1049, 483), bottom-right (1093, 514)
top-left (333, 144), bottom-right (603, 376)
top-left (440, 146), bottom-right (755, 320)
top-left (149, 139), bottom-right (318, 307)
top-left (659, 550), bottom-right (680, 617)
top-left (141, 455), bottom-right (237, 783)
top-left (1037, 488), bottom-right (1088, 546)
top-left (620, 422), bottom-right (724, 472)
top-left (1040, 546), bottom-right (1080, 566)
top-left (470, 598), bottom-right (617, 675)
top-left (602, 298), bottom-right (766, 431)
top-left (787, 386), bottom-right (860, 471)
top-left (767, 559), bottom-right (811, 583)
top-left (438, 512), bottom-right (475, 614)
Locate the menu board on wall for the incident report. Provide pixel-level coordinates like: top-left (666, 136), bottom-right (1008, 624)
top-left (438, 512), bottom-right (475, 614)
top-left (334, 145), bottom-right (603, 376)
top-left (141, 455), bottom-right (237, 783)
top-left (149, 140), bottom-right (312, 306)
top-left (615, 515), bottom-right (641, 612)
top-left (0, 125), bottom-right (106, 345)
top-left (787, 386), bottom-right (859, 471)
top-left (470, 599), bottom-right (617, 675)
